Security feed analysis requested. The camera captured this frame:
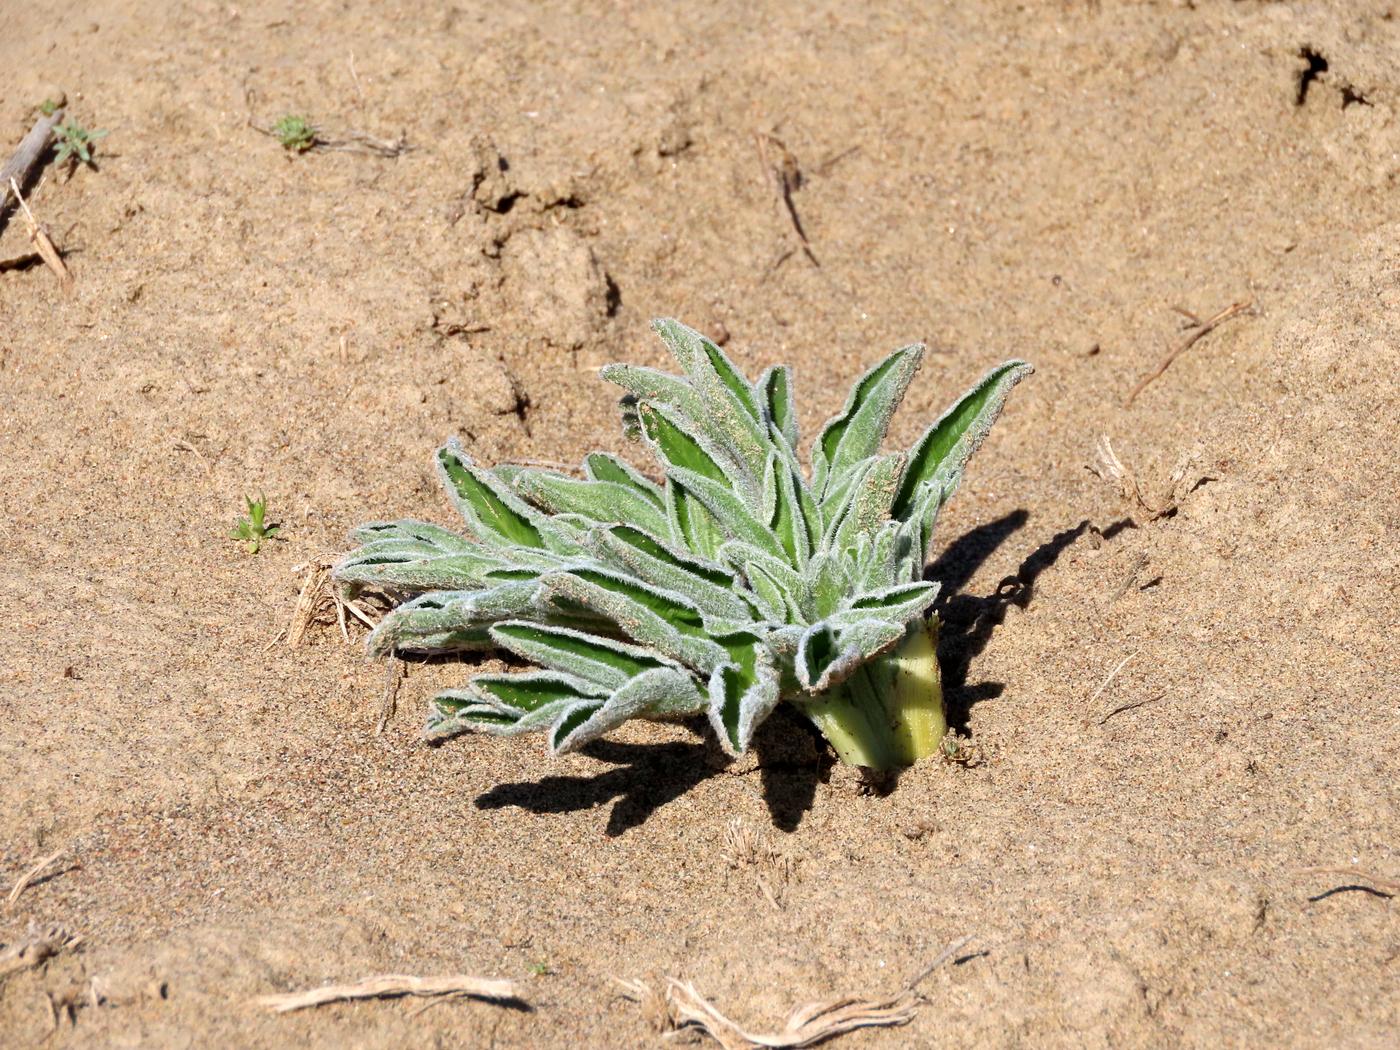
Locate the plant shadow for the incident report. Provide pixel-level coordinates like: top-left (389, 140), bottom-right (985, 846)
top-left (472, 710), bottom-right (831, 837)
top-left (929, 512), bottom-right (1109, 733)
top-left (474, 735), bottom-right (718, 837)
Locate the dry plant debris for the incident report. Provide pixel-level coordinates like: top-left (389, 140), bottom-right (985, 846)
top-left (6, 849), bottom-right (78, 907)
top-left (255, 973), bottom-right (524, 1014)
top-left (266, 558), bottom-right (380, 651)
top-left (1124, 299), bottom-right (1254, 406)
top-left (616, 934), bottom-right (973, 1049)
top-left (722, 819), bottom-right (797, 910)
top-left (7, 178), bottom-right (72, 290)
top-left (0, 923), bottom-right (83, 982)
top-left (252, 115), bottom-right (411, 157)
top-left (754, 131), bottom-right (818, 268)
top-left (1087, 434), bottom-right (1214, 522)
top-left (0, 102), bottom-right (65, 227)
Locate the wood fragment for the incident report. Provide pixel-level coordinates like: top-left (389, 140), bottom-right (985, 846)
top-left (255, 973), bottom-right (523, 1013)
top-left (268, 558), bottom-right (378, 651)
top-left (7, 850), bottom-right (78, 907)
top-left (665, 980), bottom-right (916, 1050)
top-left (1124, 299), bottom-right (1253, 406)
top-left (0, 107), bottom-right (64, 231)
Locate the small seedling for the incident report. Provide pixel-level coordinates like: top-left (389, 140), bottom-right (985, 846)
top-left (528, 960), bottom-right (554, 977)
top-left (273, 114), bottom-right (318, 153)
top-left (39, 98), bottom-right (61, 117)
top-left (337, 320), bottom-right (1032, 771)
top-left (231, 494), bottom-right (281, 554)
top-left (53, 121), bottom-right (107, 169)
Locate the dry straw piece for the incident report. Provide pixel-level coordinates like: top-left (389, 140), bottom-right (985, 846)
top-left (255, 973), bottom-right (523, 1014)
top-left (6, 849), bottom-right (76, 907)
top-left (616, 934), bottom-right (974, 1049)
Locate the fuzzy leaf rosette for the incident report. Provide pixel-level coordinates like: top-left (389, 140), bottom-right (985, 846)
top-left (336, 321), bottom-right (1030, 770)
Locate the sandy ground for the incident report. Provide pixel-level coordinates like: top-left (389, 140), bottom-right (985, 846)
top-left (2, 1), bottom-right (1397, 1046)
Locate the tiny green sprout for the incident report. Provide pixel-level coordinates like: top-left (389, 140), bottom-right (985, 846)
top-left (39, 98), bottom-right (60, 117)
top-left (231, 494), bottom-right (281, 554)
top-left (528, 960), bottom-right (554, 977)
top-left (273, 114), bottom-right (318, 153)
top-left (337, 320), bottom-right (1032, 771)
top-left (53, 121), bottom-right (108, 169)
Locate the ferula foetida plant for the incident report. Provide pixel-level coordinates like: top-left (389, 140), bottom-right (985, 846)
top-left (336, 320), bottom-right (1031, 771)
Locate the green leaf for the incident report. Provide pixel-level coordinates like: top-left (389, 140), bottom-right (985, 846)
top-left (812, 343), bottom-right (923, 494)
top-left (665, 472), bottom-right (724, 560)
top-left (436, 441), bottom-right (548, 549)
top-left (471, 670), bottom-right (611, 711)
top-left (707, 644), bottom-right (780, 754)
top-left (893, 360), bottom-right (1033, 518)
top-left (490, 621), bottom-right (677, 690)
top-left (826, 452), bottom-right (906, 555)
top-left (598, 364), bottom-right (706, 423)
top-left (651, 319), bottom-right (769, 477)
top-left (335, 549), bottom-right (514, 592)
top-left (837, 580), bottom-right (939, 624)
top-left (349, 520), bottom-right (475, 551)
top-left (512, 470), bottom-right (672, 539)
top-left (795, 618), bottom-right (905, 693)
top-left (584, 453), bottom-right (664, 508)
top-left (590, 525), bottom-right (759, 622)
top-left (541, 568), bottom-right (728, 673)
top-left (758, 365), bottom-right (799, 449)
top-left (665, 468), bottom-right (786, 562)
top-left (552, 667), bottom-right (707, 753)
top-left (637, 401), bottom-right (729, 482)
top-left (367, 581), bottom-right (550, 655)
top-left (762, 451), bottom-right (813, 566)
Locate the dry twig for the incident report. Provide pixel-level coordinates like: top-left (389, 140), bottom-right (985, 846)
top-left (255, 973), bottom-right (523, 1014)
top-left (7, 850), bottom-right (78, 907)
top-left (8, 178), bottom-right (72, 290)
top-left (1124, 299), bottom-right (1253, 406)
top-left (376, 655), bottom-right (403, 735)
top-left (1087, 649), bottom-right (1141, 708)
top-left (617, 934), bottom-right (972, 1049)
top-left (1099, 691), bottom-right (1167, 726)
top-left (0, 105), bottom-right (64, 229)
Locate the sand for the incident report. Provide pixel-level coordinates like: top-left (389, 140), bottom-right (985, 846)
top-left (1, 1), bottom-right (1397, 1046)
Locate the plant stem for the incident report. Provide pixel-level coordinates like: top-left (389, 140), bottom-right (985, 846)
top-left (801, 618), bottom-right (946, 770)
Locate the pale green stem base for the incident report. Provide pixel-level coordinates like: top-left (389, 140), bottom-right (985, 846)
top-left (802, 618), bottom-right (946, 770)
